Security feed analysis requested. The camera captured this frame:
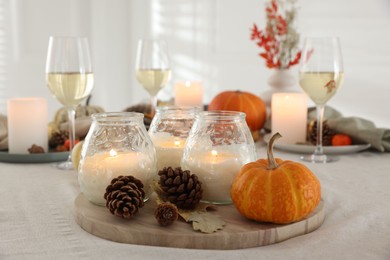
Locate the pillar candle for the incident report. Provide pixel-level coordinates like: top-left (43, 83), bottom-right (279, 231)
top-left (7, 97), bottom-right (48, 154)
top-left (174, 81), bottom-right (204, 107)
top-left (271, 93), bottom-right (307, 145)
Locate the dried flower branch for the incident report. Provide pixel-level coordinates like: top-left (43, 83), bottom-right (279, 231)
top-left (251, 0), bottom-right (301, 69)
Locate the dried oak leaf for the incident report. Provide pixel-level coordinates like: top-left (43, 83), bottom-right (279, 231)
top-left (188, 212), bottom-right (225, 234)
top-left (177, 203), bottom-right (217, 222)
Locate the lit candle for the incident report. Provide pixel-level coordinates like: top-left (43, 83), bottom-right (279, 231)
top-left (271, 93), bottom-right (307, 144)
top-left (174, 81), bottom-right (204, 107)
top-left (153, 135), bottom-right (186, 170)
top-left (78, 149), bottom-right (156, 205)
top-left (7, 97), bottom-right (48, 154)
top-left (182, 147), bottom-right (244, 204)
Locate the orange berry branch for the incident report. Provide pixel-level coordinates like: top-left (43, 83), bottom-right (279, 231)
top-left (250, 0), bottom-right (301, 69)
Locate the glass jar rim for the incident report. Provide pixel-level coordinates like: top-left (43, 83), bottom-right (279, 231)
top-left (91, 112), bottom-right (144, 122)
top-left (197, 110), bottom-right (246, 120)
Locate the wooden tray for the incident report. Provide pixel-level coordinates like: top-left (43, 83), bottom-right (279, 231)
top-left (74, 193), bottom-right (325, 250)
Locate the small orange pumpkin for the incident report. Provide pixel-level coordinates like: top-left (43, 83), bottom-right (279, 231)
top-left (208, 90), bottom-right (267, 132)
top-left (230, 133), bottom-right (321, 224)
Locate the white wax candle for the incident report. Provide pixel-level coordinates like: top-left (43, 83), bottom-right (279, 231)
top-left (271, 93), bottom-right (307, 144)
top-left (182, 148), bottom-right (244, 203)
top-left (78, 150), bottom-right (156, 205)
top-left (7, 98), bottom-right (48, 154)
top-left (152, 135), bottom-right (186, 170)
top-left (174, 81), bottom-right (204, 107)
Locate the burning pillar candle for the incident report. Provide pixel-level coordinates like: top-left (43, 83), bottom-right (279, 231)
top-left (7, 97), bottom-right (48, 154)
top-left (152, 135), bottom-right (186, 170)
top-left (271, 93), bottom-right (307, 144)
top-left (174, 81), bottom-right (204, 107)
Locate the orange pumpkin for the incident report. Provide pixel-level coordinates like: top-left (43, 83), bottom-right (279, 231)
top-left (230, 133), bottom-right (321, 224)
top-left (208, 90), bottom-right (267, 132)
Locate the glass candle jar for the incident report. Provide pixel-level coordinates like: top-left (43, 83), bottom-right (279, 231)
top-left (181, 111), bottom-right (257, 205)
top-left (148, 106), bottom-right (199, 171)
top-left (78, 112), bottom-right (157, 206)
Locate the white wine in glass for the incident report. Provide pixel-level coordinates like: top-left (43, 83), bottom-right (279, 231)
top-left (136, 69), bottom-right (171, 97)
top-left (135, 40), bottom-right (171, 115)
top-left (46, 37), bottom-right (94, 170)
top-left (300, 72), bottom-right (344, 106)
top-left (46, 72), bottom-right (94, 107)
top-left (299, 37), bottom-right (344, 163)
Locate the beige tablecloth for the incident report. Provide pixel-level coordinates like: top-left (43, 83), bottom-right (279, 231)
top-left (1, 145), bottom-right (390, 260)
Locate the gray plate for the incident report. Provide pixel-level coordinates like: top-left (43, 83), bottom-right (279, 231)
top-left (0, 151), bottom-right (69, 163)
top-left (264, 134), bottom-right (371, 154)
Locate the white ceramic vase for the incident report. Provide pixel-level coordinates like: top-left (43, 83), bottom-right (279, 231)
top-left (260, 69), bottom-right (296, 107)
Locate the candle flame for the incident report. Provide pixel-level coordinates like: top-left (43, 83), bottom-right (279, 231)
top-left (174, 140), bottom-right (181, 147)
top-left (109, 149), bottom-right (117, 157)
top-left (185, 81), bottom-right (191, 87)
top-left (211, 150), bottom-right (218, 157)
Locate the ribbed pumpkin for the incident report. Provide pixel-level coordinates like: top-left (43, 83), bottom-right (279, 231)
top-left (230, 133), bottom-right (321, 224)
top-left (208, 90), bottom-right (267, 132)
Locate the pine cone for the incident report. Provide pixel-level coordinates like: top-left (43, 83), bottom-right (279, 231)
top-left (158, 167), bottom-right (203, 209)
top-left (308, 120), bottom-right (334, 146)
top-left (28, 144), bottom-right (45, 154)
top-left (155, 202), bottom-right (178, 226)
top-left (104, 175), bottom-right (145, 219)
top-left (49, 130), bottom-right (68, 148)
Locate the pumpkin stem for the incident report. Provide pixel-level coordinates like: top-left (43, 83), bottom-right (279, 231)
top-left (267, 132), bottom-right (282, 170)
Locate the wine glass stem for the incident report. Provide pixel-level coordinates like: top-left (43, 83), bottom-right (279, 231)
top-left (314, 104), bottom-right (325, 156)
top-left (67, 107), bottom-right (76, 162)
top-left (150, 95), bottom-right (157, 117)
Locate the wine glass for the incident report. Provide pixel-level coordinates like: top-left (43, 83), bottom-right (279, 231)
top-left (299, 37), bottom-right (344, 163)
top-left (45, 36), bottom-right (94, 170)
top-left (135, 39), bottom-right (171, 116)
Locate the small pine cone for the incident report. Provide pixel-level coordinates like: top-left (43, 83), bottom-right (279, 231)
top-left (155, 202), bottom-right (178, 226)
top-left (104, 175), bottom-right (145, 219)
top-left (49, 131), bottom-right (68, 148)
top-left (158, 167), bottom-right (203, 209)
top-left (28, 144), bottom-right (45, 154)
top-left (308, 120), bottom-right (334, 146)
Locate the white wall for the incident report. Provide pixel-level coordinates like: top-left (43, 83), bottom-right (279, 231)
top-left (4, 0), bottom-right (92, 116)
top-left (2, 0), bottom-right (390, 127)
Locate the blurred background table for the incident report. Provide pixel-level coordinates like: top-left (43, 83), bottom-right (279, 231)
top-left (1, 143), bottom-right (389, 260)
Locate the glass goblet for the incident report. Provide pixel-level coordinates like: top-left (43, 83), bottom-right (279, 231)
top-left (45, 36), bottom-right (94, 170)
top-left (299, 37), bottom-right (344, 163)
top-left (135, 39), bottom-right (171, 117)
